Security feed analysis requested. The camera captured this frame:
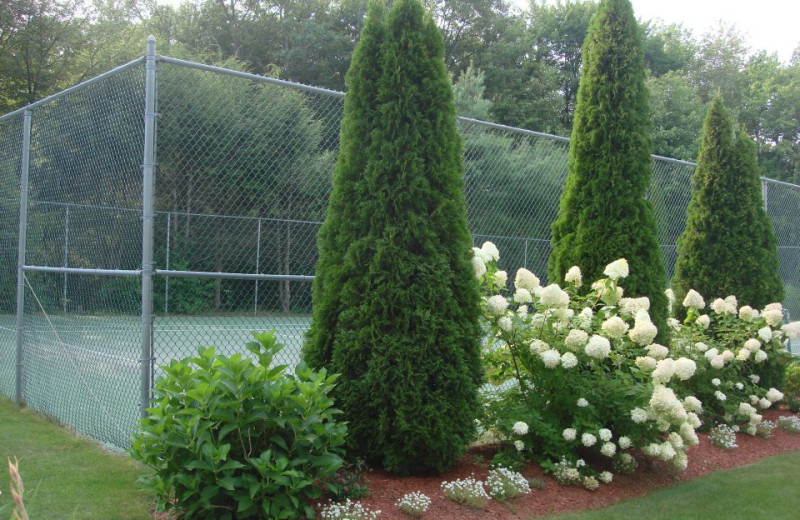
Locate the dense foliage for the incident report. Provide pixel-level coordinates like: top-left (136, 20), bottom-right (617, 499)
top-left (130, 332), bottom-right (347, 519)
top-left (476, 242), bottom-right (800, 489)
top-left (548, 0), bottom-right (669, 341)
top-left (305, 0), bottom-right (482, 475)
top-left (673, 94), bottom-right (784, 314)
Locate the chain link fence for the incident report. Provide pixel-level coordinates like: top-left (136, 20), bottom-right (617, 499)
top-left (1, 42), bottom-right (798, 449)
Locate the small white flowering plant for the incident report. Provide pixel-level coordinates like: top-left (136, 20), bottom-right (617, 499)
top-left (441, 475), bottom-right (490, 509)
top-left (318, 499), bottom-right (381, 520)
top-left (486, 466), bottom-right (531, 501)
top-left (777, 415), bottom-right (800, 433)
top-left (474, 243), bottom-right (700, 481)
top-left (708, 423), bottom-right (738, 450)
top-left (395, 492), bottom-right (431, 517)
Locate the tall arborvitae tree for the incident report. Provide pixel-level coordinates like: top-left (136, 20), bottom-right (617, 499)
top-left (673, 94), bottom-right (784, 310)
top-left (305, 0), bottom-right (483, 476)
top-left (548, 0), bottom-right (669, 338)
top-left (303, 1), bottom-right (386, 369)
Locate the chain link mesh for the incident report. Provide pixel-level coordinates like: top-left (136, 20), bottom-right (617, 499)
top-left (1, 53), bottom-right (799, 449)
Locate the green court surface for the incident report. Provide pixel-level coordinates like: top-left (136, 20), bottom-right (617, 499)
top-left (0, 313), bottom-right (310, 449)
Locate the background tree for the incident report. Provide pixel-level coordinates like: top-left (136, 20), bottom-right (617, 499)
top-left (672, 94), bottom-right (784, 311)
top-left (309, 0), bottom-right (483, 475)
top-left (548, 0), bottom-right (669, 339)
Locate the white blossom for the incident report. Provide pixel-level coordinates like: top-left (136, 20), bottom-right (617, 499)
top-left (529, 339), bottom-right (549, 354)
top-left (763, 309), bottom-right (783, 327)
top-left (683, 396), bottom-right (702, 413)
top-left (602, 316), bottom-right (629, 338)
top-left (564, 329), bottom-right (589, 351)
top-left (652, 359), bottom-right (675, 384)
top-left (487, 295), bottom-right (509, 315)
top-left (694, 342), bottom-right (708, 352)
top-left (721, 349), bottom-right (734, 362)
top-left (744, 338), bottom-right (762, 352)
top-left (683, 289), bottom-right (705, 309)
top-left (481, 241), bottom-right (500, 261)
top-left (513, 288), bottom-right (532, 304)
top-left (600, 442), bottom-right (616, 457)
top-left (598, 428), bottom-right (612, 442)
top-left (540, 284), bottom-right (570, 308)
top-left (759, 397), bottom-right (771, 409)
top-left (561, 352), bottom-right (578, 369)
top-left (631, 407), bottom-right (649, 424)
top-left (577, 398), bottom-right (589, 408)
top-left (714, 390), bottom-right (727, 402)
top-left (736, 348), bottom-right (751, 361)
top-left (782, 321), bottom-right (800, 339)
top-left (766, 388), bottom-right (784, 403)
top-left (618, 436), bottom-right (632, 450)
top-left (603, 258), bottom-right (629, 280)
top-left (584, 335), bottom-right (611, 359)
top-left (629, 316), bottom-right (658, 346)
top-left (673, 358), bottom-right (697, 381)
top-left (754, 350), bottom-right (768, 363)
top-left (581, 433), bottom-right (597, 447)
top-left (764, 302), bottom-right (783, 312)
top-left (562, 428), bottom-right (577, 441)
top-left (471, 256), bottom-right (487, 278)
top-left (619, 297), bottom-right (650, 317)
top-left (696, 314), bottom-right (711, 328)
top-left (738, 305), bottom-right (758, 322)
top-left (598, 471), bottom-right (613, 484)
top-left (540, 349), bottom-right (561, 368)
top-left (712, 298), bottom-right (736, 315)
top-left (498, 316), bottom-right (513, 332)
top-left (711, 378), bottom-right (721, 387)
top-left (514, 440), bottom-right (525, 451)
top-left (646, 343), bottom-right (670, 360)
top-left (635, 356), bottom-right (657, 371)
top-left (710, 356), bottom-right (725, 369)
top-left (514, 268), bottom-right (540, 291)
top-left (512, 421), bottom-right (529, 436)
top-left (564, 266), bottom-right (582, 287)
top-left (757, 326), bottom-right (772, 343)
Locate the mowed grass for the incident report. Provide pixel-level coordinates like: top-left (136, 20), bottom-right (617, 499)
top-left (0, 397), bottom-right (154, 520)
top-left (546, 449), bottom-right (800, 520)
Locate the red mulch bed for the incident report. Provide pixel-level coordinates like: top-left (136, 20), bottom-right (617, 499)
top-left (152, 409), bottom-right (800, 519)
top-left (357, 409), bottom-right (800, 519)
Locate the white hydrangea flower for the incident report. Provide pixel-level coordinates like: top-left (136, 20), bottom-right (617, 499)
top-left (578, 307), bottom-right (594, 330)
top-left (553, 307), bottom-right (574, 322)
top-left (494, 271), bottom-right (508, 288)
top-left (514, 268), bottom-right (540, 291)
top-left (577, 398), bottom-right (589, 408)
top-left (710, 355), bottom-right (725, 369)
top-left (782, 321), bottom-right (800, 339)
top-left (598, 471), bottom-right (613, 484)
top-left (766, 388), bottom-right (784, 403)
top-left (749, 413), bottom-right (763, 425)
top-left (683, 289), bottom-right (705, 309)
top-left (498, 316), bottom-right (513, 332)
top-left (472, 246), bottom-right (492, 263)
top-left (673, 451), bottom-right (688, 471)
top-left (646, 343), bottom-right (669, 360)
top-left (746, 425), bottom-right (758, 436)
top-left (512, 421), bottom-right (529, 436)
top-left (565, 266), bottom-right (582, 287)
top-left (581, 433), bottom-right (597, 447)
top-left (631, 407), bottom-right (649, 424)
top-left (652, 359), bottom-right (675, 384)
top-left (757, 326), bottom-right (772, 343)
top-left (687, 412), bottom-right (702, 429)
top-left (517, 305), bottom-right (528, 316)
top-left (564, 329), bottom-right (589, 351)
top-left (603, 258), bottom-right (629, 280)
top-left (481, 241), bottom-right (500, 261)
top-left (721, 349), bottom-right (734, 362)
top-left (683, 396), bottom-right (702, 413)
top-left (673, 358), bottom-right (697, 381)
top-left (642, 443), bottom-right (662, 457)
top-left (749, 374), bottom-right (760, 384)
top-left (530, 313), bottom-right (546, 327)
top-left (738, 305), bottom-right (757, 322)
top-left (744, 338), bottom-right (762, 352)
top-left (668, 432), bottom-right (684, 449)
top-left (629, 315), bottom-right (658, 346)
top-left (704, 348), bottom-right (719, 360)
top-left (584, 335), bottom-right (611, 359)
top-left (680, 421), bottom-right (699, 446)
top-left (635, 356), bottom-right (657, 371)
top-left (619, 297), bottom-right (650, 317)
top-left (696, 314), bottom-right (711, 328)
top-left (764, 302), bottom-right (783, 312)
top-left (711, 378), bottom-right (721, 386)
top-left (714, 390), bottom-right (727, 402)
top-left (738, 402), bottom-right (756, 416)
top-left (471, 255), bottom-right (487, 278)
top-left (602, 316), bottom-right (629, 338)
top-left (758, 397), bottom-right (771, 409)
top-left (514, 440), bottom-right (525, 451)
top-left (736, 382), bottom-right (744, 390)
top-left (750, 394), bottom-right (760, 405)
top-left (660, 442), bottom-right (677, 461)
top-left (600, 442), bottom-right (616, 457)
top-left (561, 352), bottom-right (578, 369)
top-left (540, 283), bottom-right (570, 308)
top-left (487, 295), bottom-right (509, 315)
top-left (540, 349), bottom-right (561, 368)
top-left (598, 428), bottom-right (612, 442)
top-left (712, 298), bottom-right (736, 315)
top-left (618, 436), bottom-right (632, 450)
top-left (665, 288), bottom-right (676, 305)
top-left (667, 317), bottom-right (682, 331)
top-left (583, 476), bottom-right (599, 491)
top-left (562, 428), bottom-right (577, 441)
top-left (725, 295), bottom-right (738, 309)
top-left (529, 339), bottom-right (549, 354)
top-left (694, 341), bottom-right (708, 352)
top-left (754, 350), bottom-right (768, 363)
top-left (650, 385), bottom-right (687, 424)
top-left (763, 309), bottom-right (783, 327)
top-left (736, 349), bottom-right (751, 361)
top-left (513, 288), bottom-right (532, 304)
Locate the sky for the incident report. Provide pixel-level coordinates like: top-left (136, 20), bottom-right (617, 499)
top-left (514, 0), bottom-right (800, 63)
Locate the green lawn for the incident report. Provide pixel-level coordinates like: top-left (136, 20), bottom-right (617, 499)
top-left (0, 397), bottom-right (154, 520)
top-left (546, 449), bottom-right (800, 520)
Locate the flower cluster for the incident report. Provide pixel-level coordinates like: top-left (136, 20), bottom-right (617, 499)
top-left (441, 476), bottom-right (491, 509)
top-left (486, 467), bottom-right (531, 501)
top-left (777, 415), bottom-right (800, 433)
top-left (395, 492), bottom-right (431, 517)
top-left (319, 499), bottom-right (381, 520)
top-left (709, 424), bottom-right (738, 450)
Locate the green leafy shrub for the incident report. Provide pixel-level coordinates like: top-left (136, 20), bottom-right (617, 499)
top-left (130, 332), bottom-right (347, 519)
top-left (785, 361), bottom-right (800, 396)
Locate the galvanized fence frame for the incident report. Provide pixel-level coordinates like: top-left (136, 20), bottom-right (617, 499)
top-left (1, 38), bottom-right (799, 449)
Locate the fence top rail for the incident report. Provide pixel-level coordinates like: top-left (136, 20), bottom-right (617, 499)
top-left (762, 177), bottom-right (800, 191)
top-left (0, 57), bottom-right (145, 122)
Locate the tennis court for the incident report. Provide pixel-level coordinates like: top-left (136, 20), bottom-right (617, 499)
top-left (0, 313), bottom-right (310, 448)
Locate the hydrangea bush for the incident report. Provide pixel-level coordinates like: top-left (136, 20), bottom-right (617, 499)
top-left (473, 241), bottom-right (800, 484)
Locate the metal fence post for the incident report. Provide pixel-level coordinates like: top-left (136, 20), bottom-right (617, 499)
top-left (761, 178), bottom-right (769, 211)
top-left (140, 36), bottom-right (158, 418)
top-left (63, 205), bottom-right (69, 314)
top-left (255, 218), bottom-right (261, 316)
top-left (15, 109), bottom-right (33, 408)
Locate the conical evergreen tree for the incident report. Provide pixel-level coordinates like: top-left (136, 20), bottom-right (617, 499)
top-left (547, 0), bottom-right (668, 338)
top-left (673, 94), bottom-right (784, 311)
top-left (305, 0), bottom-right (482, 475)
top-left (303, 1), bottom-right (386, 369)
